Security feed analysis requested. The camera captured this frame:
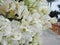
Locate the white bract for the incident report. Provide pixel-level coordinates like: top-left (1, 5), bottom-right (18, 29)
top-left (0, 0), bottom-right (57, 45)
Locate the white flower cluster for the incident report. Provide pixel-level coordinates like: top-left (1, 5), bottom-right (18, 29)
top-left (0, 0), bottom-right (57, 45)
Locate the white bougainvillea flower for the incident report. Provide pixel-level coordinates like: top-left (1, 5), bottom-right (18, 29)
top-left (0, 0), bottom-right (57, 45)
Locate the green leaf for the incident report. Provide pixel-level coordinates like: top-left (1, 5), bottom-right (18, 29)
top-left (24, 0), bottom-right (30, 7)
